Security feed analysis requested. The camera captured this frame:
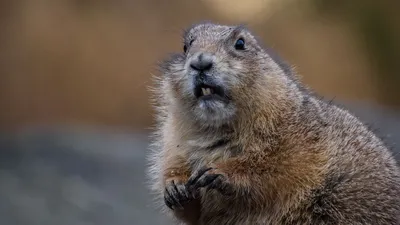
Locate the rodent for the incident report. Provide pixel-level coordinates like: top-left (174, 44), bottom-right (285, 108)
top-left (147, 22), bottom-right (400, 225)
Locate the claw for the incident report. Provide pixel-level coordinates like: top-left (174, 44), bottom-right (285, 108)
top-left (187, 167), bottom-right (213, 186)
top-left (163, 180), bottom-right (193, 210)
top-left (186, 167), bottom-right (234, 196)
top-left (164, 187), bottom-right (176, 209)
top-left (172, 180), bottom-right (188, 204)
top-left (207, 177), bottom-right (234, 196)
top-left (193, 173), bottom-right (221, 189)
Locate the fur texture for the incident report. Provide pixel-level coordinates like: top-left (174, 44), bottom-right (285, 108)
top-left (147, 22), bottom-right (400, 225)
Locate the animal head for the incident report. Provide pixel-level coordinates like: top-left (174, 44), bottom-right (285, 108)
top-left (157, 23), bottom-right (295, 128)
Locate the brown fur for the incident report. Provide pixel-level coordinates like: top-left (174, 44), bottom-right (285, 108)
top-left (147, 22), bottom-right (400, 225)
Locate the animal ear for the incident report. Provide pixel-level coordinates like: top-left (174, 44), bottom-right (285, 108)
top-left (229, 26), bottom-right (245, 40)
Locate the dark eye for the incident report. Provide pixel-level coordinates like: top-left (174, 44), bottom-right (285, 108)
top-left (184, 39), bottom-right (194, 53)
top-left (234, 38), bottom-right (245, 50)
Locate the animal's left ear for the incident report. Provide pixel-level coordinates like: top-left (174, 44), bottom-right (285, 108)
top-left (241, 30), bottom-right (263, 52)
top-left (228, 25), bottom-right (246, 40)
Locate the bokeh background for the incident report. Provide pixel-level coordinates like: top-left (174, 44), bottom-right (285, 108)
top-left (1, 0), bottom-right (399, 225)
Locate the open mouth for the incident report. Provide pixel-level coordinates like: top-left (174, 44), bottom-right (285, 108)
top-left (194, 83), bottom-right (226, 101)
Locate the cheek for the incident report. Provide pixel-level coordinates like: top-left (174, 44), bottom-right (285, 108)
top-left (169, 75), bottom-right (192, 98)
top-left (164, 63), bottom-right (190, 95)
top-left (217, 60), bottom-right (245, 86)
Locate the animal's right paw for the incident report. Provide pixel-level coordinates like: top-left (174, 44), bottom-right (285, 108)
top-left (186, 166), bottom-right (234, 196)
top-left (164, 179), bottom-right (192, 210)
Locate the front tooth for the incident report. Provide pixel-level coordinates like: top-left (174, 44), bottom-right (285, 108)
top-left (201, 88), bottom-right (213, 96)
top-left (201, 88), bottom-right (207, 96)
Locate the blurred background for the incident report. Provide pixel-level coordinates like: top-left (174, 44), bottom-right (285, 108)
top-left (0, 0), bottom-right (399, 224)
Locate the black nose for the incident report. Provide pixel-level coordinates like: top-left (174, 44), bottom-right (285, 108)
top-left (190, 53), bottom-right (213, 72)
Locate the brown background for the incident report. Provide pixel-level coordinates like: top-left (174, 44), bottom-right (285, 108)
top-left (1, 0), bottom-right (399, 132)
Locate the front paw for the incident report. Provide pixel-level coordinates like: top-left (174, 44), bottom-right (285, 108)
top-left (164, 179), bottom-right (192, 210)
top-left (186, 167), bottom-right (234, 196)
